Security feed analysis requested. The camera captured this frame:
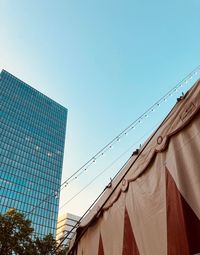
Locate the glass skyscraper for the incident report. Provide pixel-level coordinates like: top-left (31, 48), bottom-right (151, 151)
top-left (0, 69), bottom-right (67, 237)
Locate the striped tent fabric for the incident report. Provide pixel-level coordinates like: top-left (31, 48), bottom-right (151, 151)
top-left (68, 79), bottom-right (200, 255)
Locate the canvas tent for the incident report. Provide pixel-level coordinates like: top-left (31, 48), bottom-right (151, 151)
top-left (68, 80), bottom-right (200, 255)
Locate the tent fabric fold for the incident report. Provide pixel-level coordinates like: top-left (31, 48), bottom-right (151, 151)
top-left (68, 80), bottom-right (200, 255)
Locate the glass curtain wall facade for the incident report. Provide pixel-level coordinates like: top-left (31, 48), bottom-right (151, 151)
top-left (0, 70), bottom-right (67, 237)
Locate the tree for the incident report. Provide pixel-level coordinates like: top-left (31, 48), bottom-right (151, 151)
top-left (35, 234), bottom-right (68, 255)
top-left (0, 208), bottom-right (33, 254)
top-left (0, 209), bottom-right (67, 255)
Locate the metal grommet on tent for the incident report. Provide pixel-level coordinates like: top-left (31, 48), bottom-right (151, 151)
top-left (157, 136), bottom-right (163, 145)
top-left (121, 179), bottom-right (129, 192)
top-left (122, 179), bottom-right (126, 186)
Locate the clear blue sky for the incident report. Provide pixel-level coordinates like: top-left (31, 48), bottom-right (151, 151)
top-left (1, 0), bottom-right (200, 215)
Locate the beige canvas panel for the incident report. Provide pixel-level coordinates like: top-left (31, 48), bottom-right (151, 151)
top-left (76, 223), bottom-right (100, 255)
top-left (125, 153), bottom-right (167, 255)
top-left (77, 199), bottom-right (125, 255)
top-left (166, 112), bottom-right (200, 220)
top-left (100, 194), bottom-right (125, 254)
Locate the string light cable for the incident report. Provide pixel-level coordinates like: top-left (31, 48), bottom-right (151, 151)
top-left (26, 65), bottom-right (200, 217)
top-left (60, 65), bottom-right (200, 188)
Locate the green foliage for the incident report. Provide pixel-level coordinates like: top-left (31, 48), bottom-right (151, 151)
top-left (34, 234), bottom-right (67, 255)
top-left (0, 209), bottom-right (67, 255)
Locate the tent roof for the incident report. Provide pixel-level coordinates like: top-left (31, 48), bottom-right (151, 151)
top-left (69, 79), bottom-right (200, 252)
